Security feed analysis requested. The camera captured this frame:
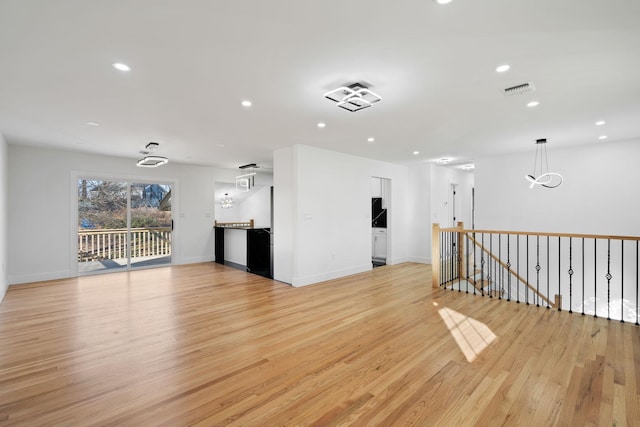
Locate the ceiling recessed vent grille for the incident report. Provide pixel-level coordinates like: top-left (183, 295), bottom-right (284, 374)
top-left (504, 81), bottom-right (536, 96)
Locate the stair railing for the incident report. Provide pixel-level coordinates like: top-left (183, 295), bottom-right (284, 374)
top-left (432, 223), bottom-right (640, 324)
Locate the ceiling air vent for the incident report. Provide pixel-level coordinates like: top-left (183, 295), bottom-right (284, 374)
top-left (504, 81), bottom-right (536, 96)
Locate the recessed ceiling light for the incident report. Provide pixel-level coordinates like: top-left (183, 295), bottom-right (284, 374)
top-left (437, 158), bottom-right (451, 164)
top-left (461, 164), bottom-right (475, 170)
top-left (496, 64), bottom-right (510, 73)
top-left (112, 62), bottom-right (131, 72)
top-left (436, 0), bottom-right (453, 4)
top-left (367, 137), bottom-right (375, 143)
top-left (217, 144), bottom-right (225, 147)
top-left (598, 135), bottom-right (608, 140)
top-left (317, 122), bottom-right (326, 128)
top-left (595, 120), bottom-right (606, 126)
top-left (241, 100), bottom-right (252, 107)
top-left (86, 122), bottom-right (100, 126)
top-left (527, 101), bottom-right (540, 107)
top-left (413, 151), bottom-right (420, 155)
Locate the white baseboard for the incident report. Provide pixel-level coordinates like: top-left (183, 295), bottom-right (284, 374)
top-left (292, 264), bottom-right (372, 287)
top-left (403, 256), bottom-right (431, 264)
top-left (9, 269), bottom-right (72, 285)
top-left (176, 255), bottom-right (214, 265)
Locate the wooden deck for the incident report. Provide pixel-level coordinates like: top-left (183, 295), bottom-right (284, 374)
top-left (0, 262), bottom-right (638, 426)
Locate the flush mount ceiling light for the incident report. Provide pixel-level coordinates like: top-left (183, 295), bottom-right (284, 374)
top-left (525, 139), bottom-right (563, 189)
top-left (136, 142), bottom-right (168, 167)
top-left (221, 193), bottom-right (233, 209)
top-left (324, 83), bottom-right (381, 112)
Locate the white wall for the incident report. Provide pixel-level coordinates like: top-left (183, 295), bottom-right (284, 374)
top-left (407, 163), bottom-right (433, 264)
top-left (274, 145), bottom-right (410, 287)
top-left (430, 165), bottom-right (474, 229)
top-left (8, 145), bottom-right (217, 285)
top-left (273, 146), bottom-right (295, 284)
top-left (216, 185), bottom-right (271, 227)
top-left (475, 139), bottom-right (640, 236)
top-left (0, 134), bottom-right (8, 302)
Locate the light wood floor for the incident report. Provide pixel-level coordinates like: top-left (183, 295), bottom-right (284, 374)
top-left (1, 263), bottom-right (639, 426)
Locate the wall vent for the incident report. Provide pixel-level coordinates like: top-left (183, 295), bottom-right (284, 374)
top-left (504, 81), bottom-right (536, 96)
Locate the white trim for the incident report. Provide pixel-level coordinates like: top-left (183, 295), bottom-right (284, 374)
top-left (10, 269), bottom-right (72, 285)
top-left (292, 263), bottom-right (372, 287)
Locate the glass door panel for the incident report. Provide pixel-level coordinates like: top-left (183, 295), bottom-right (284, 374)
top-left (77, 180), bottom-right (128, 274)
top-left (129, 183), bottom-right (172, 268)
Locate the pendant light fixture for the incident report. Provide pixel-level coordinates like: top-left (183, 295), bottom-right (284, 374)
top-left (137, 142), bottom-right (169, 167)
top-left (525, 139), bottom-right (563, 189)
top-left (221, 193), bottom-right (233, 209)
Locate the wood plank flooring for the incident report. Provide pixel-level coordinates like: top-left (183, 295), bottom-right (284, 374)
top-left (0, 262), bottom-right (639, 426)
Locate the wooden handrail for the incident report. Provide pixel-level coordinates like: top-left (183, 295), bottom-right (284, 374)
top-left (214, 219), bottom-right (255, 228)
top-left (438, 227), bottom-right (640, 242)
top-left (465, 233), bottom-right (555, 308)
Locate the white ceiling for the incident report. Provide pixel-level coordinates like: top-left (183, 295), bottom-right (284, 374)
top-left (1, 0), bottom-right (639, 170)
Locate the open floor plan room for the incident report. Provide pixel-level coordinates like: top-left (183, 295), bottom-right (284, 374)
top-left (0, 263), bottom-right (638, 426)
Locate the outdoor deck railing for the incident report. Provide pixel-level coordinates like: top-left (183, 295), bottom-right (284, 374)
top-left (433, 223), bottom-right (640, 325)
top-left (78, 227), bottom-right (172, 261)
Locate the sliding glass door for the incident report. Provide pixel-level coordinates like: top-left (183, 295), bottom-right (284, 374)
top-left (77, 179), bottom-right (172, 274)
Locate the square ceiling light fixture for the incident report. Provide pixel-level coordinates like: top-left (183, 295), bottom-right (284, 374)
top-left (137, 142), bottom-right (169, 167)
top-left (324, 83), bottom-right (382, 112)
top-left (236, 163), bottom-right (258, 192)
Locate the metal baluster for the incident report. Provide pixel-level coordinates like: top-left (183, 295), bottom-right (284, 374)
top-left (499, 234), bottom-right (502, 300)
top-left (472, 231), bottom-right (477, 295)
top-left (569, 237), bottom-right (573, 314)
top-left (582, 238), bottom-right (585, 316)
top-left (558, 237), bottom-right (561, 311)
top-left (621, 240), bottom-right (624, 323)
top-left (439, 231), bottom-right (444, 286)
top-left (636, 240), bottom-right (640, 326)
top-left (536, 235), bottom-right (540, 307)
top-left (466, 233), bottom-right (470, 294)
top-left (606, 239), bottom-right (612, 320)
top-left (594, 239), bottom-right (597, 318)
top-left (489, 233), bottom-right (493, 298)
top-left (507, 234), bottom-right (511, 302)
top-left (547, 236), bottom-right (550, 309)
top-left (517, 235), bottom-right (520, 304)
top-left (526, 235), bottom-right (529, 305)
top-left (481, 233), bottom-right (485, 297)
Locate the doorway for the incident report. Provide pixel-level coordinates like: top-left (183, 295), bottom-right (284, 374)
top-left (77, 179), bottom-right (173, 274)
top-left (371, 177), bottom-right (390, 267)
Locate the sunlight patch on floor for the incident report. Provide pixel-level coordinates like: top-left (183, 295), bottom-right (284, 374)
top-left (438, 307), bottom-right (497, 363)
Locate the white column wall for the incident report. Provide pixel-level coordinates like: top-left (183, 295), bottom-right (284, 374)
top-left (274, 145), bottom-right (409, 287)
top-left (8, 145), bottom-right (216, 285)
top-left (0, 134), bottom-right (8, 302)
top-left (407, 163), bottom-right (432, 264)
